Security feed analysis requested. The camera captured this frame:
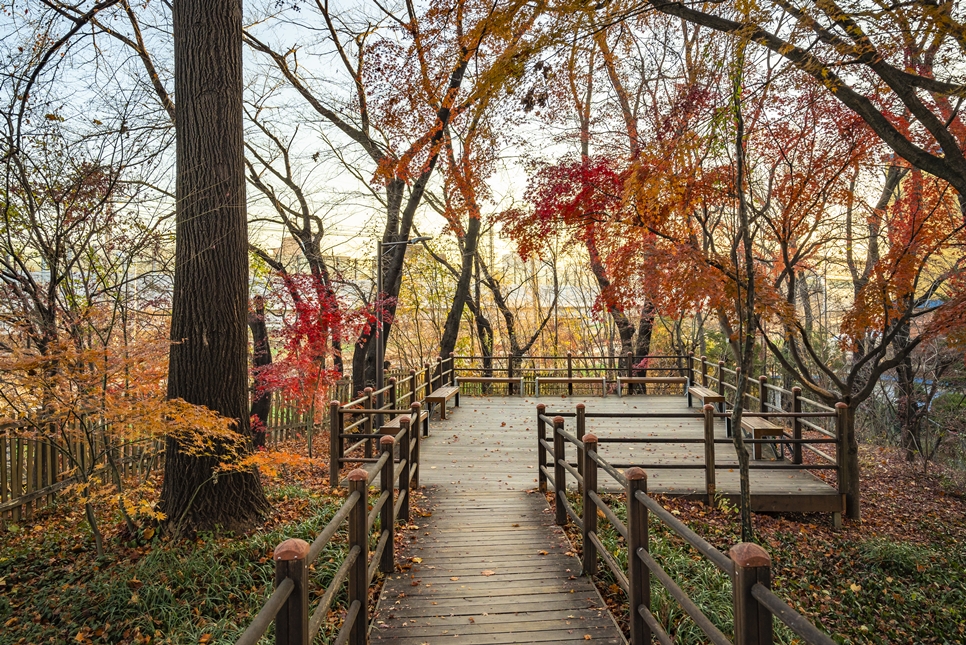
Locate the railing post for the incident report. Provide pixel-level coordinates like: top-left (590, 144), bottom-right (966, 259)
top-left (537, 404), bottom-right (547, 492)
top-left (449, 352), bottom-right (456, 385)
top-left (409, 369), bottom-right (417, 409)
top-left (329, 400), bottom-right (341, 490)
top-left (406, 415), bottom-right (419, 489)
top-left (626, 467), bottom-right (650, 645)
top-left (581, 433), bottom-right (598, 577)
top-left (576, 403), bottom-right (586, 487)
top-left (835, 402), bottom-right (849, 528)
top-left (792, 387), bottom-right (803, 464)
top-left (379, 436), bottom-right (395, 574)
top-left (388, 377), bottom-right (397, 411)
top-left (412, 399), bottom-right (427, 439)
top-left (717, 360), bottom-right (726, 398)
top-left (274, 538), bottom-right (310, 645)
top-left (730, 543), bottom-right (773, 645)
top-left (553, 416), bottom-right (567, 527)
top-left (626, 351), bottom-right (633, 379)
top-left (688, 351), bottom-right (695, 386)
top-left (703, 404), bottom-right (716, 506)
top-left (364, 387), bottom-right (374, 458)
top-left (700, 355), bottom-right (708, 387)
top-left (758, 375), bottom-right (768, 413)
top-left (567, 352), bottom-right (574, 395)
top-left (734, 367), bottom-right (742, 410)
top-left (347, 469), bottom-right (369, 645)
top-left (507, 356), bottom-right (514, 396)
top-left (398, 419), bottom-right (411, 523)
top-left (424, 362), bottom-right (431, 398)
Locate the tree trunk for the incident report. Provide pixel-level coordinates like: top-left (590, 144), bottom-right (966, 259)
top-left (161, 0), bottom-right (268, 534)
top-left (439, 215), bottom-right (482, 359)
top-left (249, 296), bottom-right (273, 449)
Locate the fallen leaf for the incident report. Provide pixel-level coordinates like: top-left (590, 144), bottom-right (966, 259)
top-left (481, 570), bottom-right (495, 576)
top-left (450, 576), bottom-right (459, 581)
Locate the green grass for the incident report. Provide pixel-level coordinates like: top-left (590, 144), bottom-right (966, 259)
top-left (0, 488), bottom-right (354, 645)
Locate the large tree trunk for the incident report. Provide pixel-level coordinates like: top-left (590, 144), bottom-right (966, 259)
top-left (161, 0), bottom-right (268, 535)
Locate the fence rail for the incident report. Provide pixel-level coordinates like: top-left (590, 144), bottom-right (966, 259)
top-left (235, 413), bottom-right (418, 645)
top-left (538, 405), bottom-right (836, 645)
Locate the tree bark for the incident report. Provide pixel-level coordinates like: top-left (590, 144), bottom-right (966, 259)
top-left (439, 215), bottom-right (482, 359)
top-left (249, 295), bottom-right (273, 449)
top-left (161, 0), bottom-right (268, 534)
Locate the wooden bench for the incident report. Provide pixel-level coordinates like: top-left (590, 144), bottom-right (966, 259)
top-left (534, 376), bottom-right (607, 397)
top-left (687, 384), bottom-right (726, 409)
top-left (688, 384), bottom-right (730, 434)
top-left (426, 386), bottom-right (460, 420)
top-left (616, 376), bottom-right (688, 397)
top-left (380, 404), bottom-right (430, 437)
top-left (455, 376), bottom-right (524, 396)
top-left (740, 416), bottom-right (785, 460)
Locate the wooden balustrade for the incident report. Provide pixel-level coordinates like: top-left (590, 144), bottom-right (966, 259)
top-left (236, 419), bottom-right (415, 645)
top-left (538, 410), bottom-right (837, 645)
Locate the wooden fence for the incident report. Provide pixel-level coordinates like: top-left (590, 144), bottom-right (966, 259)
top-left (452, 352), bottom-right (690, 396)
top-left (538, 406), bottom-right (837, 645)
top-left (235, 413), bottom-right (420, 645)
top-left (0, 381), bottom-right (357, 521)
top-left (328, 355), bottom-right (455, 488)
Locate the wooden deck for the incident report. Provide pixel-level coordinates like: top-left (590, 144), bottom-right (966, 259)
top-left (369, 394), bottom-right (840, 643)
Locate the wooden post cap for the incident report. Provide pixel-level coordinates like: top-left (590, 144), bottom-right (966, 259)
top-left (364, 387), bottom-right (373, 393)
top-left (567, 351), bottom-right (572, 357)
top-left (380, 435), bottom-right (394, 446)
top-left (730, 542), bottom-right (771, 567)
top-left (411, 402), bottom-right (421, 409)
top-left (626, 467), bottom-right (647, 481)
top-left (390, 376), bottom-right (397, 383)
top-left (347, 468), bottom-right (368, 482)
top-left (400, 416), bottom-right (410, 426)
top-left (576, 403), bottom-right (585, 410)
top-left (701, 355), bottom-right (707, 360)
top-left (835, 402), bottom-right (848, 410)
top-left (553, 416), bottom-right (564, 424)
top-left (536, 403), bottom-right (546, 411)
top-left (583, 433), bottom-right (598, 443)
top-left (274, 538), bottom-right (310, 561)
top-left (735, 367), bottom-right (741, 374)
top-left (703, 404), bottom-right (715, 412)
top-left (792, 386), bottom-right (801, 393)
top-left (759, 375), bottom-right (768, 382)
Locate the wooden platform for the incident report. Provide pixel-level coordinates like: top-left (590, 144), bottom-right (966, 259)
top-left (370, 394), bottom-right (840, 643)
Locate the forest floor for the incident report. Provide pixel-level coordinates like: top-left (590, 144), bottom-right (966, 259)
top-left (0, 437), bottom-right (430, 645)
top-left (1, 439), bottom-right (964, 644)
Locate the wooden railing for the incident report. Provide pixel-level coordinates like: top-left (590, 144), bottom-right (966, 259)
top-left (452, 353), bottom-right (690, 396)
top-left (536, 402), bottom-right (844, 511)
top-left (329, 354), bottom-right (455, 488)
top-left (236, 415), bottom-right (418, 645)
top-left (537, 406), bottom-right (836, 645)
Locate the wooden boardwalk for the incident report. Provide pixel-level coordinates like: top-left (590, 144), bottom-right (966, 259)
top-left (370, 396), bottom-right (625, 644)
top-left (370, 393), bottom-right (839, 643)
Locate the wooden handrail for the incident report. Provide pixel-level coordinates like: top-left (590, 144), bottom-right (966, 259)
top-left (237, 422), bottom-right (415, 645)
top-left (538, 407), bottom-right (837, 645)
